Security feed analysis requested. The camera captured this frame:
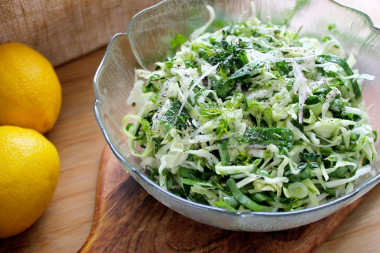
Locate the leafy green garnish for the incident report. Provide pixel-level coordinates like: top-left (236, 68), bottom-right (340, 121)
top-left (228, 60), bottom-right (263, 80)
top-left (212, 79), bottom-right (235, 98)
top-left (328, 24), bottom-right (336, 31)
top-left (167, 34), bottom-right (187, 57)
top-left (217, 140), bottom-right (230, 165)
top-left (240, 128), bottom-right (294, 147)
top-left (317, 54), bottom-right (361, 101)
top-left (158, 100), bottom-right (189, 129)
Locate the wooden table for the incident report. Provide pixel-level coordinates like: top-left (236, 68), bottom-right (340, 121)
top-left (0, 1), bottom-right (379, 252)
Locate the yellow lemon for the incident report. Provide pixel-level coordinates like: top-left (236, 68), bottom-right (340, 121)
top-left (0, 126), bottom-right (60, 238)
top-left (0, 43), bottom-right (62, 134)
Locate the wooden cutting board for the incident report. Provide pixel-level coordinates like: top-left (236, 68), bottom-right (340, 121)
top-left (79, 146), bottom-right (362, 253)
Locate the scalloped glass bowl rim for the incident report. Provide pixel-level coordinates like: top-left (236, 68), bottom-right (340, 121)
top-left (93, 0), bottom-right (380, 220)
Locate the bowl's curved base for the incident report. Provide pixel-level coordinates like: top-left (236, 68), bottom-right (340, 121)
top-left (79, 146), bottom-right (362, 252)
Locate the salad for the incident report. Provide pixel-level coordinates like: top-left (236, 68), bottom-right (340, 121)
top-left (123, 6), bottom-right (377, 212)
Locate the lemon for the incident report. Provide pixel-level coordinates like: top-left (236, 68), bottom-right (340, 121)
top-left (0, 43), bottom-right (62, 134)
top-left (0, 126), bottom-right (60, 238)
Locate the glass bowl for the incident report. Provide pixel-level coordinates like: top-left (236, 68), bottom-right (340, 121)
top-left (93, 0), bottom-right (380, 231)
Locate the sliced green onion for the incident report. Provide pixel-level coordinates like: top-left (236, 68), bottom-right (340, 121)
top-left (223, 196), bottom-right (239, 207)
top-left (252, 192), bottom-right (272, 203)
top-left (226, 178), bottom-right (273, 212)
top-left (288, 182), bottom-right (308, 199)
top-left (215, 163), bottom-right (255, 175)
top-left (181, 178), bottom-right (213, 187)
top-left (302, 178), bottom-right (320, 195)
top-left (214, 200), bottom-right (237, 212)
top-left (217, 140), bottom-right (230, 165)
top-left (308, 191), bottom-right (319, 207)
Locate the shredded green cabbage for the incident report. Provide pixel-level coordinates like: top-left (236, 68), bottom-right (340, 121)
top-left (122, 6), bottom-right (377, 212)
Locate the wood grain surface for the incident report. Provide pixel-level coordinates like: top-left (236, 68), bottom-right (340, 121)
top-left (79, 146), bottom-right (363, 253)
top-left (0, 0), bottom-right (379, 252)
